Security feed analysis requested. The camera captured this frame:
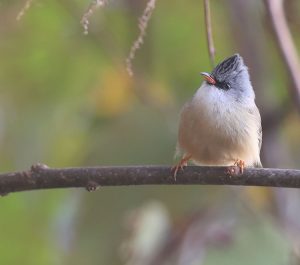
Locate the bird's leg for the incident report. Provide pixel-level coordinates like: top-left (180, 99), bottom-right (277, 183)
top-left (234, 159), bottom-right (245, 174)
top-left (172, 154), bottom-right (192, 180)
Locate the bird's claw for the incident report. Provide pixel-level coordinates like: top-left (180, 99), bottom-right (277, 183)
top-left (225, 166), bottom-right (237, 176)
top-left (234, 159), bottom-right (245, 174)
top-left (171, 155), bottom-right (191, 181)
top-left (171, 163), bottom-right (186, 181)
top-left (225, 159), bottom-right (245, 176)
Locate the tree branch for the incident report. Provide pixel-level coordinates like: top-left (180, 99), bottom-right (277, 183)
top-left (264, 0), bottom-right (300, 113)
top-left (1, 164), bottom-right (300, 195)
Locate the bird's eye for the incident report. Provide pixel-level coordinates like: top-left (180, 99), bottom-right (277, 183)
top-left (224, 82), bottom-right (231, 90)
top-left (212, 79), bottom-right (231, 90)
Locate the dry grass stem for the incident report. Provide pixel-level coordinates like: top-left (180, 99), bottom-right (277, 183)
top-left (16, 0), bottom-right (34, 21)
top-left (126, 0), bottom-right (157, 76)
top-left (81, 0), bottom-right (109, 35)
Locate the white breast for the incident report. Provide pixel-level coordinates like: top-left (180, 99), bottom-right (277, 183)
top-left (177, 83), bottom-right (261, 166)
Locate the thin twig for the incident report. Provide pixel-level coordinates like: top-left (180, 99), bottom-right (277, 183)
top-left (16, 0), bottom-right (34, 21)
top-left (81, 0), bottom-right (109, 35)
top-left (264, 0), bottom-right (300, 113)
top-left (1, 164), bottom-right (300, 195)
top-left (126, 0), bottom-right (156, 76)
top-left (203, 0), bottom-right (215, 67)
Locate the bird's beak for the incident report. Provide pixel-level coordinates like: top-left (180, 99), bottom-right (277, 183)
top-left (200, 72), bottom-right (216, 85)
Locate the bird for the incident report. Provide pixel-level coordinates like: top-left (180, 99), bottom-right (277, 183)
top-left (173, 54), bottom-right (262, 178)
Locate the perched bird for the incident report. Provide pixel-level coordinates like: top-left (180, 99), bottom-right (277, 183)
top-left (173, 54), bottom-right (262, 178)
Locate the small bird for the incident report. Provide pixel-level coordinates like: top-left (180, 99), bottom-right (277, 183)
top-left (173, 54), bottom-right (262, 178)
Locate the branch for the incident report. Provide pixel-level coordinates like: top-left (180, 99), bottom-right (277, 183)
top-left (264, 0), bottom-right (300, 113)
top-left (203, 0), bottom-right (215, 67)
top-left (1, 164), bottom-right (300, 195)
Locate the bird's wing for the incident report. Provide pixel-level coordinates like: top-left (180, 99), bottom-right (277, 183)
top-left (252, 105), bottom-right (263, 167)
top-left (258, 123), bottom-right (262, 151)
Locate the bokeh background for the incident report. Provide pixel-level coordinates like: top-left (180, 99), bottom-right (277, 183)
top-left (0, 0), bottom-right (300, 264)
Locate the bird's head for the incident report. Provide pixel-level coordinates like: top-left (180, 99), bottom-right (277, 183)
top-left (200, 54), bottom-right (255, 103)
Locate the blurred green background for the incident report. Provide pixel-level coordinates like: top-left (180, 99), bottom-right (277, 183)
top-left (0, 0), bottom-right (300, 264)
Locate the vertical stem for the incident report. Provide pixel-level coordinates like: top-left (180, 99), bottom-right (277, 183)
top-left (203, 0), bottom-right (215, 67)
top-left (264, 0), bottom-right (300, 113)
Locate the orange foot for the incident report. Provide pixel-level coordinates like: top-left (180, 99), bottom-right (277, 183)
top-left (234, 159), bottom-right (245, 174)
top-left (171, 154), bottom-right (192, 181)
